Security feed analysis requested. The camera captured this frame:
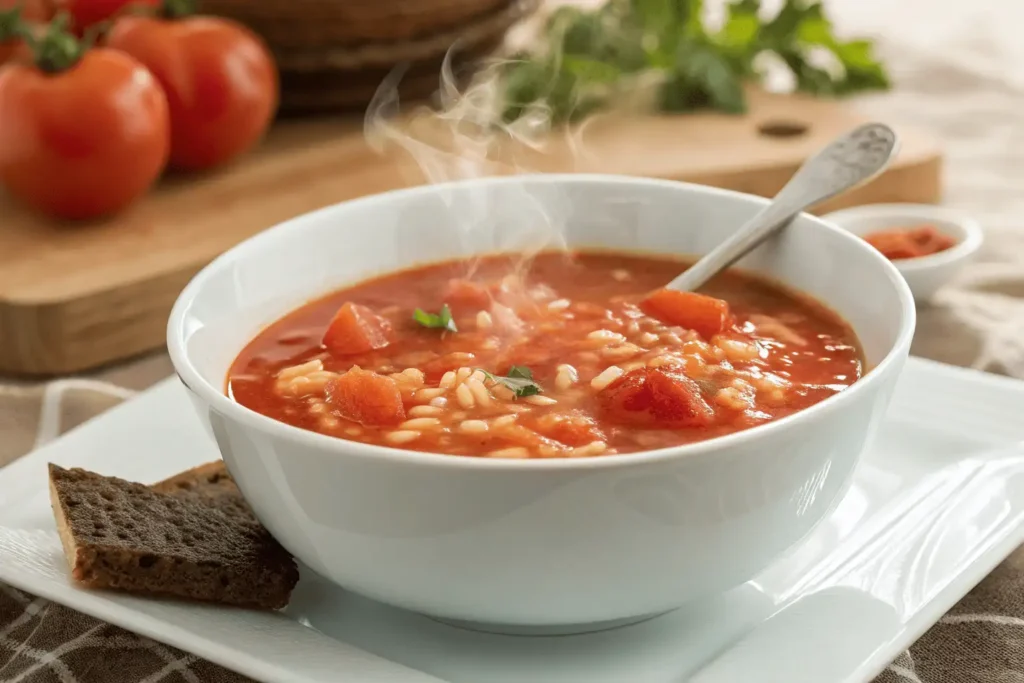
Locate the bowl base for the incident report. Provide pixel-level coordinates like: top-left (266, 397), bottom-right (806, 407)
top-left (428, 609), bottom-right (674, 636)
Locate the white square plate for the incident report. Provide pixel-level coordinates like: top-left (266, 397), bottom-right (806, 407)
top-left (2, 357), bottom-right (1024, 683)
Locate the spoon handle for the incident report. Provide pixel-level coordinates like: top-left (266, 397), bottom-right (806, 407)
top-left (666, 123), bottom-right (900, 293)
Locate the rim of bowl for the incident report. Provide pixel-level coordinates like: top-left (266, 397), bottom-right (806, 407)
top-left (822, 203), bottom-right (984, 273)
top-left (168, 174), bottom-right (917, 472)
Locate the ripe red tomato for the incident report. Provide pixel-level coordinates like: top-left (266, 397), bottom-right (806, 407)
top-left (0, 48), bottom-right (170, 220)
top-left (0, 0), bottom-right (53, 65)
top-left (107, 11), bottom-right (278, 171)
top-left (53, 0), bottom-right (159, 34)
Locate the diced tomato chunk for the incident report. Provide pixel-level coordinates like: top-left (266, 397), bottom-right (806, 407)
top-left (322, 303), bottom-right (391, 356)
top-left (598, 367), bottom-right (715, 428)
top-left (639, 289), bottom-right (732, 339)
top-left (444, 279), bottom-right (491, 311)
top-left (599, 369), bottom-right (649, 413)
top-left (325, 368), bottom-right (405, 426)
top-left (646, 368), bottom-right (716, 426)
top-left (540, 411), bottom-right (607, 447)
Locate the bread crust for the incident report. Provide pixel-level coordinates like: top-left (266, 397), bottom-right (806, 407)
top-left (48, 463), bottom-right (298, 610)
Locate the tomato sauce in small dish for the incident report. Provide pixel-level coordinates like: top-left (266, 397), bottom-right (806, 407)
top-left (228, 251), bottom-right (863, 459)
top-left (862, 224), bottom-right (957, 261)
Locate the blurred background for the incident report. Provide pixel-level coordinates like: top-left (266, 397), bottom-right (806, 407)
top-left (2, 0), bottom-right (1023, 381)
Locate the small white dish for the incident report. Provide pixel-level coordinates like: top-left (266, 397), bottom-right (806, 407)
top-left (1, 359), bottom-right (1024, 682)
top-left (821, 203), bottom-right (984, 302)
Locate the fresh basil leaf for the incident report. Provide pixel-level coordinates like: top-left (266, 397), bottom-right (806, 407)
top-left (413, 304), bottom-right (457, 333)
top-left (795, 15), bottom-right (833, 46)
top-left (658, 74), bottom-right (708, 112)
top-left (776, 48), bottom-right (836, 95)
top-left (660, 42), bottom-right (746, 114)
top-left (478, 367), bottom-right (543, 398)
top-left (507, 366), bottom-right (534, 380)
top-left (731, 0), bottom-right (760, 11)
top-left (757, 1), bottom-right (889, 99)
top-left (546, 69), bottom-right (585, 123)
top-left (501, 58), bottom-right (552, 111)
top-left (562, 56), bottom-right (623, 84)
top-left (833, 39), bottom-right (882, 71)
top-left (553, 7), bottom-right (604, 55)
top-left (717, 11), bottom-right (759, 52)
top-left (497, 0), bottom-right (889, 124)
top-left (761, 0), bottom-right (820, 46)
top-left (832, 40), bottom-right (890, 92)
top-left (630, 0), bottom-right (674, 30)
top-left (687, 46), bottom-right (748, 113)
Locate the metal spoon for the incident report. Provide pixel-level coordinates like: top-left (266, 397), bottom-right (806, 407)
top-left (665, 122), bottom-right (900, 293)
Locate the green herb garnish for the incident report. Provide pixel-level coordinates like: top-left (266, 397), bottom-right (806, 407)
top-left (498, 0), bottom-right (890, 125)
top-left (479, 366), bottom-right (543, 398)
top-left (413, 304), bottom-right (458, 333)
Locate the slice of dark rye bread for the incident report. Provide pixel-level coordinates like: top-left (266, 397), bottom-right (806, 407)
top-left (151, 461), bottom-right (256, 523)
top-left (153, 460), bottom-right (241, 498)
top-left (48, 463), bottom-right (299, 610)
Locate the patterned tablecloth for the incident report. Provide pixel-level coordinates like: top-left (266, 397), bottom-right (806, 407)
top-left (5, 0), bottom-right (1024, 680)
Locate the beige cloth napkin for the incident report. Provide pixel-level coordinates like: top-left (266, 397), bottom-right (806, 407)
top-left (5, 6), bottom-right (1024, 682)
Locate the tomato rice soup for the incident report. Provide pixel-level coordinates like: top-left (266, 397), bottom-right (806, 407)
top-left (228, 252), bottom-right (863, 459)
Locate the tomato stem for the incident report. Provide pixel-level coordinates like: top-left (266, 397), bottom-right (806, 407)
top-left (26, 12), bottom-right (87, 74)
top-left (161, 0), bottom-right (197, 19)
top-left (0, 4), bottom-right (26, 43)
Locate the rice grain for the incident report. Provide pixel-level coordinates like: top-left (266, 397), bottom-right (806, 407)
top-left (591, 366), bottom-right (624, 391)
top-left (455, 383), bottom-right (476, 409)
top-left (386, 430), bottom-right (421, 444)
top-left (487, 447), bottom-right (530, 459)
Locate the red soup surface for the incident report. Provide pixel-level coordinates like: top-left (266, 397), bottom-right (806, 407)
top-left (228, 251), bottom-right (864, 459)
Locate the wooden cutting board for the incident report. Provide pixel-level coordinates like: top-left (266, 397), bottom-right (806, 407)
top-left (0, 89), bottom-right (942, 376)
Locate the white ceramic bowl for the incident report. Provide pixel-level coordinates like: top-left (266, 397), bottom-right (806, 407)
top-left (167, 175), bottom-right (915, 633)
top-left (821, 203), bottom-right (983, 302)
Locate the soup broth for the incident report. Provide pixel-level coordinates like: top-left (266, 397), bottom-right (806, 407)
top-left (228, 251), bottom-right (863, 459)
